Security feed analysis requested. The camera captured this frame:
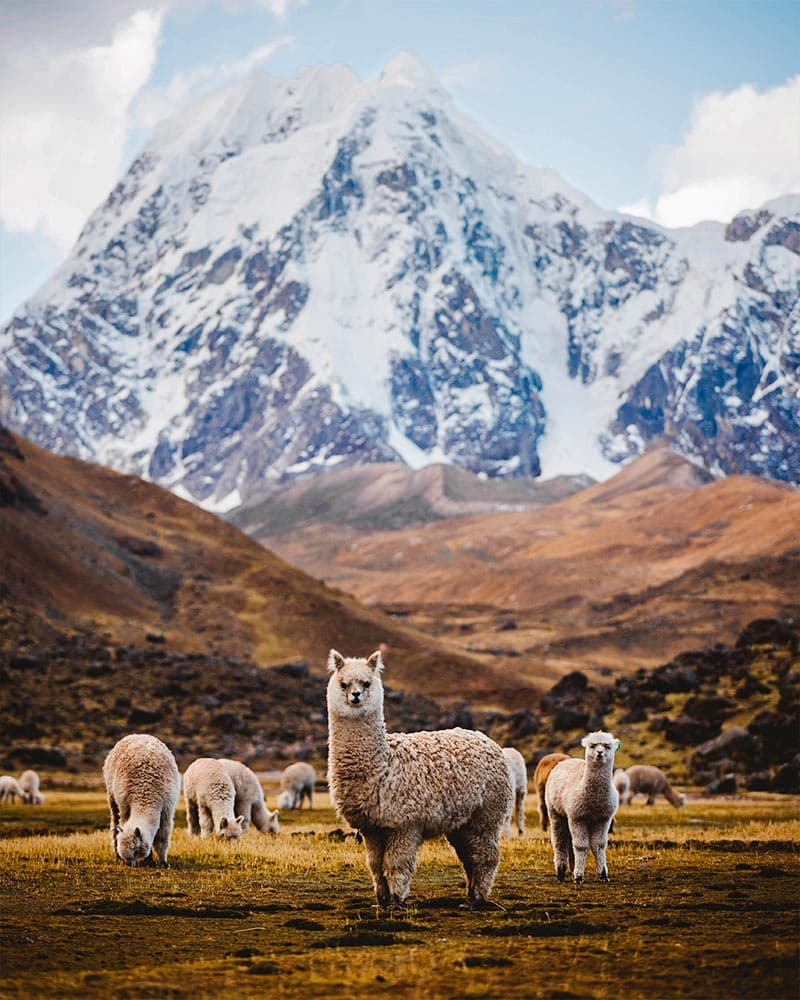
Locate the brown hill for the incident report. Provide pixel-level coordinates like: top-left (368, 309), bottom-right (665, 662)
top-left (231, 460), bottom-right (592, 534)
top-left (252, 446), bottom-right (800, 693)
top-left (0, 426), bottom-right (535, 706)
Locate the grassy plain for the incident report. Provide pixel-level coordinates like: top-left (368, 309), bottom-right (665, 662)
top-left (1, 788), bottom-right (798, 1000)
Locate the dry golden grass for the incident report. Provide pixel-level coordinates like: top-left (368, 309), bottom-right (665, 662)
top-left (1, 787), bottom-right (798, 999)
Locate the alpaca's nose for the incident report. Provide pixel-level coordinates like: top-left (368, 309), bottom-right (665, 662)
top-left (350, 690), bottom-right (362, 704)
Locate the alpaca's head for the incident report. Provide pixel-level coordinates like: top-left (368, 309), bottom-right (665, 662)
top-left (581, 731), bottom-right (619, 766)
top-left (327, 649), bottom-right (384, 719)
top-left (217, 815), bottom-right (245, 840)
top-left (117, 823), bottom-right (152, 866)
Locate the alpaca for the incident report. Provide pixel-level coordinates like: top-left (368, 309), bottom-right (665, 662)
top-left (183, 759), bottom-right (245, 839)
top-left (219, 759), bottom-right (280, 834)
top-left (102, 733), bottom-right (181, 866)
top-left (0, 775), bottom-right (25, 803)
top-left (501, 747), bottom-right (527, 835)
top-left (277, 762), bottom-right (316, 811)
top-left (532, 752), bottom-right (570, 831)
top-left (613, 768), bottom-right (631, 804)
top-left (19, 769), bottom-right (44, 805)
top-left (326, 649), bottom-right (512, 910)
top-left (545, 731), bottom-right (620, 883)
top-left (624, 764), bottom-right (685, 807)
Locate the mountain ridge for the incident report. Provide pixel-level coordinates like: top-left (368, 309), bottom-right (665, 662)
top-left (1, 54), bottom-right (798, 509)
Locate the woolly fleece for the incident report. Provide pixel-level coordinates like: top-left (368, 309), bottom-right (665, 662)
top-left (326, 649), bottom-right (512, 909)
top-left (102, 733), bottom-right (180, 866)
top-left (545, 731), bottom-right (619, 883)
top-left (183, 758), bottom-right (244, 839)
top-left (220, 759), bottom-right (281, 833)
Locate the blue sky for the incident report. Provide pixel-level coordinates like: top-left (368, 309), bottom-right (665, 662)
top-left (1, 0), bottom-right (798, 322)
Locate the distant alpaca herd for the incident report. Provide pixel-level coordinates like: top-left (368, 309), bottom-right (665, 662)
top-left (1, 648), bottom-right (690, 909)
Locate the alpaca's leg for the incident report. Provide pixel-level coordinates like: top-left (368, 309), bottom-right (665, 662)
top-left (569, 819), bottom-right (589, 883)
top-left (186, 797), bottom-right (201, 836)
top-left (198, 804), bottom-right (214, 837)
top-left (646, 792), bottom-right (656, 805)
top-left (362, 832), bottom-right (390, 908)
top-left (515, 789), bottom-right (526, 835)
top-left (108, 795), bottom-right (120, 854)
top-left (589, 822), bottom-right (610, 881)
top-left (153, 808), bottom-right (173, 867)
top-left (549, 813), bottom-right (571, 881)
top-left (447, 823), bottom-right (501, 905)
top-left (538, 788), bottom-right (549, 831)
top-left (382, 828), bottom-right (422, 908)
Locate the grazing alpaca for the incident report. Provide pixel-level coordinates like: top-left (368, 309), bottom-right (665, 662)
top-left (624, 764), bottom-right (685, 807)
top-left (326, 649), bottom-right (511, 910)
top-left (533, 752), bottom-right (570, 831)
top-left (19, 770), bottom-right (44, 805)
top-left (183, 758), bottom-right (245, 839)
top-left (545, 731), bottom-right (620, 884)
top-left (219, 759), bottom-right (280, 834)
top-left (102, 733), bottom-right (181, 867)
top-left (277, 762), bottom-right (316, 811)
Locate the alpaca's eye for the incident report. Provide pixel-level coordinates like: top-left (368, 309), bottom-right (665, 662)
top-left (363, 681), bottom-right (371, 689)
top-left (340, 682), bottom-right (347, 691)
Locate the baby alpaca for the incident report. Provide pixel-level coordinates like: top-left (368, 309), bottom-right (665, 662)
top-left (277, 762), bottom-right (316, 811)
top-left (624, 764), bottom-right (685, 807)
top-left (502, 747), bottom-right (527, 835)
top-left (327, 649), bottom-right (512, 910)
top-left (0, 775), bottom-right (25, 803)
top-left (533, 753), bottom-right (570, 831)
top-left (545, 731), bottom-right (620, 884)
top-left (19, 769), bottom-right (44, 805)
top-left (103, 733), bottom-right (181, 866)
top-left (183, 759), bottom-right (245, 839)
top-left (220, 759), bottom-right (280, 834)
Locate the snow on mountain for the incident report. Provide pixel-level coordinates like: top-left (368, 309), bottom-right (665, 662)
top-left (2, 53), bottom-right (798, 511)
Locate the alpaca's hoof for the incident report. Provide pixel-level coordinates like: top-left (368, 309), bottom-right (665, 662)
top-left (573, 874), bottom-right (584, 884)
top-left (556, 866), bottom-right (567, 883)
top-left (598, 870), bottom-right (610, 882)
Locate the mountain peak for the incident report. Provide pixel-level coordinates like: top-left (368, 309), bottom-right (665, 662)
top-left (379, 51), bottom-right (444, 94)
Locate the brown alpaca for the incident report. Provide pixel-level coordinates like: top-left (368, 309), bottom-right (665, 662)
top-left (533, 753), bottom-right (570, 830)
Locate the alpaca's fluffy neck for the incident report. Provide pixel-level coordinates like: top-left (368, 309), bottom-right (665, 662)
top-left (328, 704), bottom-right (389, 826)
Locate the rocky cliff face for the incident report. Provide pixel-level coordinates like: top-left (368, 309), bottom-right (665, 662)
top-left (1, 53), bottom-right (798, 511)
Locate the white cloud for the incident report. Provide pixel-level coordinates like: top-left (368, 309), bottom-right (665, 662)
top-left (620, 75), bottom-right (800, 228)
top-left (0, 8), bottom-right (163, 250)
top-left (252, 0), bottom-right (307, 20)
top-left (134, 36), bottom-right (292, 130)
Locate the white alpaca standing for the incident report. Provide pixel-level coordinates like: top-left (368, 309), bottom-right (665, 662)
top-left (277, 762), bottom-right (316, 811)
top-left (624, 764), bottom-right (685, 807)
top-left (501, 747), bottom-right (527, 836)
top-left (545, 731), bottom-right (620, 884)
top-left (183, 759), bottom-right (245, 839)
top-left (102, 733), bottom-right (181, 866)
top-left (326, 649), bottom-right (512, 910)
top-left (19, 769), bottom-right (44, 805)
top-left (0, 775), bottom-right (25, 803)
top-left (219, 759), bottom-right (280, 834)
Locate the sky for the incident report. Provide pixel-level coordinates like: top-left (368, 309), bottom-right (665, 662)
top-left (1, 0), bottom-right (798, 322)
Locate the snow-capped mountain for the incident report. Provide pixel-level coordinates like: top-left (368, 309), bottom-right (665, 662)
top-left (2, 53), bottom-right (798, 511)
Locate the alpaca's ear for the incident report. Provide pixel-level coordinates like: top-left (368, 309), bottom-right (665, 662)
top-left (236, 815), bottom-right (245, 828)
top-left (328, 649), bottom-right (345, 673)
top-left (367, 650), bottom-right (384, 674)
top-left (614, 739), bottom-right (621, 751)
top-left (580, 735), bottom-right (589, 748)
top-left (220, 817), bottom-right (228, 829)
